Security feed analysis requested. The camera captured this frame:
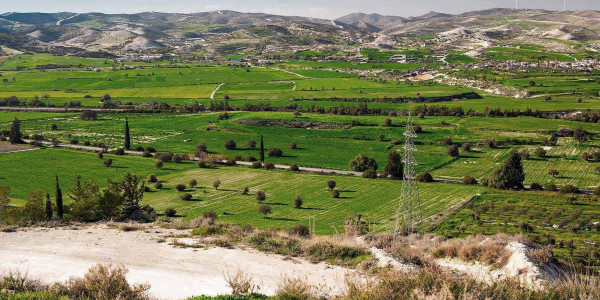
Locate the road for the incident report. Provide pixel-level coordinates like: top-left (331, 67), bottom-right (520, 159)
top-left (210, 83), bottom-right (225, 99)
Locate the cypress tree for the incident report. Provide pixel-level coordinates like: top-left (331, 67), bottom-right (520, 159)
top-left (259, 134), bottom-right (265, 163)
top-left (55, 174), bottom-right (63, 219)
top-left (45, 192), bottom-right (52, 221)
top-left (489, 150), bottom-right (525, 190)
top-left (9, 118), bottom-right (23, 144)
top-left (124, 117), bottom-right (131, 150)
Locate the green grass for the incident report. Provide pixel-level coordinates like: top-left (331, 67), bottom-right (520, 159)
top-left (0, 148), bottom-right (484, 234)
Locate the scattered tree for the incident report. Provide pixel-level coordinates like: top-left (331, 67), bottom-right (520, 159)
top-left (416, 172), bottom-right (433, 182)
top-left (8, 118), bottom-right (23, 144)
top-left (124, 118), bottom-right (131, 150)
top-left (164, 208), bottom-right (177, 217)
top-left (489, 150), bottom-right (525, 190)
top-left (548, 169), bottom-right (559, 178)
top-left (267, 147), bottom-right (283, 157)
top-left (327, 180), bottom-right (336, 191)
top-left (259, 134), bottom-right (265, 162)
top-left (258, 204), bottom-right (272, 219)
top-left (103, 158), bottom-right (113, 167)
top-left (349, 154), bottom-right (378, 172)
top-left (246, 140), bottom-right (256, 150)
top-left (294, 195), bottom-right (303, 209)
top-left (332, 189), bottom-right (340, 198)
top-left (385, 151), bottom-right (403, 179)
top-left (224, 139), bottom-right (237, 150)
top-left (212, 180), bottom-right (221, 190)
top-left (256, 191), bottom-right (266, 202)
top-left (55, 174), bottom-right (63, 219)
top-left (448, 145), bottom-right (459, 157)
top-left (189, 179), bottom-right (198, 188)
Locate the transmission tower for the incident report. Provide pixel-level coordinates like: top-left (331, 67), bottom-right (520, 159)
top-left (394, 114), bottom-right (423, 235)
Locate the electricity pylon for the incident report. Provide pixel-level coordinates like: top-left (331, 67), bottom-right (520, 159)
top-left (395, 114), bottom-right (423, 235)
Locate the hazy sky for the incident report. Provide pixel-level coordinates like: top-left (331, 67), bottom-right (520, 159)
top-left (1, 0), bottom-right (599, 19)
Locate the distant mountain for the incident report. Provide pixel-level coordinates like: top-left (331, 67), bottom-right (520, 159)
top-left (336, 13), bottom-right (406, 29)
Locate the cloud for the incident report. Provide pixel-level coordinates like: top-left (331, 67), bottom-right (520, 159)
top-left (205, 4), bottom-right (220, 10)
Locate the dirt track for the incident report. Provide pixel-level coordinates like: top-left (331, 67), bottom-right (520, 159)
top-left (0, 225), bottom-right (352, 299)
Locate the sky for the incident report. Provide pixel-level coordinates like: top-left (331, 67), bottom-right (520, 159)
top-left (1, 0), bottom-right (599, 19)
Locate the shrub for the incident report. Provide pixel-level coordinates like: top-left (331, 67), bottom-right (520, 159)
top-left (256, 191), bottom-right (266, 202)
top-left (528, 247), bottom-right (553, 266)
top-left (384, 118), bottom-right (392, 126)
top-left (264, 162), bottom-right (275, 170)
top-left (145, 146), bottom-right (156, 153)
top-left (171, 154), bottom-right (182, 163)
top-left (64, 264), bottom-right (150, 300)
top-left (242, 187), bottom-right (249, 195)
top-left (79, 110), bottom-right (97, 120)
top-left (103, 158), bottom-right (113, 167)
top-left (413, 124), bottom-right (422, 133)
top-left (147, 175), bottom-right (157, 183)
top-left (349, 154), bottom-right (378, 172)
top-left (548, 169), bottom-right (559, 177)
top-left (462, 176), bottom-right (477, 185)
top-left (290, 164), bottom-right (300, 172)
top-left (246, 156), bottom-right (257, 162)
top-left (224, 139), bottom-right (236, 150)
top-left (252, 161), bottom-right (262, 169)
top-left (294, 195), bottom-right (303, 208)
top-left (189, 179), bottom-right (198, 188)
top-left (154, 182), bottom-right (163, 189)
top-left (448, 145), bottom-right (459, 157)
top-left (180, 193), bottom-right (193, 201)
top-left (267, 147), bottom-right (283, 157)
top-left (156, 152), bottom-right (173, 162)
top-left (212, 180), bottom-right (221, 190)
top-left (258, 204), bottom-right (272, 219)
top-left (462, 143), bottom-right (471, 151)
top-left (442, 136), bottom-right (453, 145)
top-left (545, 184), bottom-right (558, 192)
top-left (534, 147), bottom-right (547, 158)
top-left (164, 208), bottom-right (177, 217)
top-left (246, 140), bottom-right (256, 149)
top-left (288, 224), bottom-right (310, 237)
top-left (175, 184), bottom-right (186, 192)
top-left (327, 180), bottom-right (336, 191)
top-left (203, 210), bottom-right (218, 221)
top-left (50, 123), bottom-right (58, 130)
top-left (362, 169), bottom-right (378, 179)
top-left (416, 172), bottom-right (433, 182)
top-left (332, 189), bottom-right (340, 198)
top-left (155, 160), bottom-right (163, 169)
top-left (289, 142), bottom-right (297, 149)
top-left (559, 184), bottom-right (579, 194)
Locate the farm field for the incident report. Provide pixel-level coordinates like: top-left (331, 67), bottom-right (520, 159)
top-left (433, 190), bottom-right (600, 267)
top-left (0, 147), bottom-right (484, 234)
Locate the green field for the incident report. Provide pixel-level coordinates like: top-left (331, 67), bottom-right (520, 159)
top-left (0, 148), bottom-right (484, 234)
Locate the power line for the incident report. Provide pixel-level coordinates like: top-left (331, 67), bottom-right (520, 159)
top-left (394, 114), bottom-right (423, 235)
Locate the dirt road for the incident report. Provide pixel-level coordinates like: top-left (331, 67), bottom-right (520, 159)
top-left (0, 225), bottom-right (352, 299)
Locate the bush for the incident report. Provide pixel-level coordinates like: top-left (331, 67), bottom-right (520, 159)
top-left (267, 147), bottom-right (283, 157)
top-left (413, 124), bottom-right (422, 133)
top-left (212, 180), bottom-right (221, 190)
top-left (252, 161), bottom-right (262, 169)
top-left (175, 184), bottom-right (186, 192)
top-left (416, 172), bottom-right (433, 182)
top-left (156, 152), bottom-right (173, 162)
top-left (189, 179), bottom-right (197, 188)
top-left (164, 208), bottom-right (177, 217)
top-left (203, 210), bottom-right (218, 221)
top-left (63, 264), bottom-right (150, 300)
top-left (155, 160), bottom-right (163, 169)
top-left (362, 169), bottom-right (378, 179)
top-left (103, 158), bottom-right (113, 167)
top-left (264, 162), bottom-right (275, 170)
top-left (462, 176), bottom-right (477, 185)
top-left (289, 142), bottom-right (297, 149)
top-left (154, 182), bottom-right (163, 189)
top-left (288, 224), bottom-right (310, 237)
top-left (171, 154), bottom-right (182, 163)
top-left (332, 189), bottom-right (340, 198)
top-left (545, 184), bottom-right (558, 192)
top-left (559, 184), bottom-right (579, 194)
top-left (294, 195), bottom-right (303, 208)
top-left (256, 191), bottom-right (266, 201)
top-left (448, 145), bottom-right (459, 157)
top-left (180, 193), bottom-right (193, 201)
top-left (349, 154), bottom-right (378, 172)
top-left (242, 187), bottom-right (249, 195)
top-left (327, 180), bottom-right (336, 191)
top-left (224, 139), bottom-right (236, 150)
top-left (79, 110), bottom-right (97, 120)
top-left (258, 204), bottom-right (272, 218)
top-left (146, 175), bottom-right (157, 183)
top-left (534, 147), bottom-right (547, 158)
top-left (246, 140), bottom-right (256, 149)
top-left (290, 164), bottom-right (300, 172)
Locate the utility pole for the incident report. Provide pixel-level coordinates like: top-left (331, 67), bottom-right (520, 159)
top-left (394, 114), bottom-right (423, 235)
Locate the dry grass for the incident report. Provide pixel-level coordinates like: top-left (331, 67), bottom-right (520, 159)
top-left (528, 247), bottom-right (554, 266)
top-left (275, 276), bottom-right (318, 300)
top-left (223, 269), bottom-right (257, 296)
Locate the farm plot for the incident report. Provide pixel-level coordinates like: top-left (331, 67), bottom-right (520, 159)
top-left (143, 166), bottom-right (485, 234)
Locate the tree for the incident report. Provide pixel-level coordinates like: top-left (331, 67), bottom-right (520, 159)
top-left (289, 142), bottom-right (297, 149)
top-left (69, 176), bottom-right (100, 222)
top-left (573, 126), bottom-right (589, 143)
top-left (247, 139), bottom-right (257, 150)
top-left (98, 182), bottom-right (123, 219)
top-left (155, 160), bottom-right (163, 169)
top-left (8, 118), bottom-right (23, 144)
top-left (115, 173), bottom-right (146, 219)
top-left (55, 174), bottom-right (63, 219)
top-left (489, 150), bottom-right (525, 190)
top-left (80, 110), bottom-right (97, 120)
top-left (384, 118), bottom-right (392, 126)
top-left (45, 192), bottom-right (52, 221)
top-left (23, 190), bottom-right (45, 221)
top-left (103, 158), bottom-right (113, 167)
top-left (189, 179), bottom-right (198, 188)
top-left (0, 186), bottom-right (10, 216)
top-left (259, 134), bottom-right (265, 162)
top-left (362, 169), bottom-right (378, 179)
top-left (124, 118), bottom-right (131, 150)
top-left (327, 180), bottom-right (336, 191)
top-left (349, 154), bottom-right (378, 172)
top-left (416, 172), bottom-right (433, 182)
top-left (256, 191), bottom-right (266, 201)
top-left (267, 147), bottom-right (283, 157)
top-left (212, 180), bottom-right (221, 190)
top-left (258, 204), bottom-right (271, 219)
top-left (462, 176), bottom-right (477, 185)
top-left (294, 195), bottom-right (303, 208)
top-left (289, 164), bottom-right (300, 172)
top-left (529, 80), bottom-right (536, 86)
top-left (448, 145), bottom-right (459, 157)
top-left (385, 151), bottom-right (403, 179)
top-left (195, 143), bottom-right (207, 157)
top-left (224, 139), bottom-right (236, 150)
top-left (534, 147), bottom-right (547, 158)
top-left (332, 189), bottom-right (340, 198)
